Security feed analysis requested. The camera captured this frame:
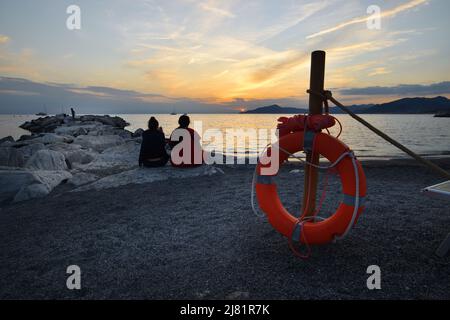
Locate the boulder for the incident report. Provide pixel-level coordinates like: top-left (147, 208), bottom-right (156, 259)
top-left (54, 124), bottom-right (99, 136)
top-left (132, 128), bottom-right (144, 137)
top-left (20, 115), bottom-right (129, 134)
top-left (79, 115), bottom-right (129, 128)
top-left (74, 134), bottom-right (125, 152)
top-left (18, 134), bottom-right (35, 142)
top-left (47, 142), bottom-right (82, 152)
top-left (46, 143), bottom-right (94, 166)
top-left (0, 170), bottom-right (38, 200)
top-left (68, 172), bottom-right (99, 187)
top-left (20, 116), bottom-right (63, 133)
top-left (32, 133), bottom-right (74, 144)
top-left (18, 143), bottom-right (46, 162)
top-left (65, 150), bottom-right (96, 167)
top-left (0, 169), bottom-right (71, 202)
top-left (25, 150), bottom-right (68, 171)
top-left (13, 184), bottom-right (49, 202)
top-left (73, 141), bottom-right (139, 171)
top-left (33, 170), bottom-right (72, 191)
top-left (73, 165), bottom-right (221, 192)
top-left (0, 136), bottom-right (14, 144)
top-left (0, 147), bottom-right (25, 167)
top-left (114, 129), bottom-right (132, 139)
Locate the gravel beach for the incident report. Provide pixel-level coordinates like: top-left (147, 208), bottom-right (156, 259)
top-left (0, 158), bottom-right (449, 299)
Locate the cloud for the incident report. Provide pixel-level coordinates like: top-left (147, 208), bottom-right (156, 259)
top-left (368, 67), bottom-right (391, 77)
top-left (0, 35), bottom-right (9, 44)
top-left (306, 0), bottom-right (429, 39)
top-left (248, 51), bottom-right (308, 83)
top-left (0, 76), bottom-right (232, 114)
top-left (199, 2), bottom-right (235, 18)
top-left (339, 81), bottom-right (450, 96)
top-left (251, 1), bottom-right (331, 43)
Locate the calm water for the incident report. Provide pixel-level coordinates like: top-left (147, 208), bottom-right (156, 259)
top-left (1, 114), bottom-right (449, 160)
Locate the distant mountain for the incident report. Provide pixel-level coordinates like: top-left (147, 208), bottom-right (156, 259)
top-left (241, 104), bottom-right (307, 114)
top-left (244, 97), bottom-right (450, 115)
top-left (329, 104), bottom-right (374, 114)
top-left (333, 96), bottom-right (450, 114)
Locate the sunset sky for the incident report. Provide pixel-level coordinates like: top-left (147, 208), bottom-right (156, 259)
top-left (1, 0), bottom-right (450, 113)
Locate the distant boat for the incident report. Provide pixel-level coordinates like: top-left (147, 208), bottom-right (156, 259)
top-left (170, 107), bottom-right (177, 115)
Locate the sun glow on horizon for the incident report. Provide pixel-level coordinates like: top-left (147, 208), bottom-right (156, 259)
top-left (1, 0), bottom-right (450, 111)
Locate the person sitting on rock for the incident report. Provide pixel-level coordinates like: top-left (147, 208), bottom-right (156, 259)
top-left (169, 115), bottom-right (203, 168)
top-left (139, 117), bottom-right (169, 168)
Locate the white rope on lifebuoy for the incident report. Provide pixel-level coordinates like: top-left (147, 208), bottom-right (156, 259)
top-left (251, 143), bottom-right (361, 242)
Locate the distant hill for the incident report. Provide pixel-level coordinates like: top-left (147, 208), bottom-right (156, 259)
top-left (241, 104), bottom-right (307, 114)
top-left (360, 96), bottom-right (450, 114)
top-left (333, 96), bottom-right (450, 114)
top-left (329, 104), bottom-right (374, 114)
top-left (243, 97), bottom-right (450, 114)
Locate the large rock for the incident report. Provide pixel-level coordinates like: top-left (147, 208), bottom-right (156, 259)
top-left (84, 125), bottom-right (131, 138)
top-left (20, 116), bottom-right (63, 133)
top-left (73, 141), bottom-right (139, 171)
top-left (17, 134), bottom-right (35, 142)
top-left (0, 147), bottom-right (25, 167)
top-left (115, 129), bottom-right (132, 139)
top-left (132, 128), bottom-right (144, 137)
top-left (74, 134), bottom-right (125, 152)
top-left (64, 150), bottom-right (95, 167)
top-left (73, 165), bottom-right (221, 192)
top-left (0, 170), bottom-right (37, 200)
top-left (33, 133), bottom-right (74, 144)
top-left (54, 124), bottom-right (100, 136)
top-left (17, 143), bottom-right (46, 162)
top-left (13, 133), bottom-right (73, 146)
top-left (13, 170), bottom-right (72, 202)
top-left (0, 169), bottom-right (71, 202)
top-left (13, 184), bottom-right (49, 202)
top-left (48, 143), bottom-right (96, 167)
top-left (20, 115), bottom-right (129, 134)
top-left (68, 172), bottom-right (99, 187)
top-left (25, 150), bottom-right (68, 171)
top-left (0, 136), bottom-right (14, 144)
top-left (79, 115), bottom-right (129, 128)
top-left (33, 170), bottom-right (72, 191)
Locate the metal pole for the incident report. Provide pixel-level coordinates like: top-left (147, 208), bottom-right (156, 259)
top-left (302, 51), bottom-right (326, 216)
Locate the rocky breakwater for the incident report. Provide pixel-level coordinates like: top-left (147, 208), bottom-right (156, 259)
top-left (0, 114), bottom-right (220, 203)
top-left (0, 114), bottom-right (141, 203)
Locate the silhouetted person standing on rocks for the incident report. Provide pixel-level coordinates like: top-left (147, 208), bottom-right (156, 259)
top-left (71, 108), bottom-right (76, 119)
top-left (139, 117), bottom-right (169, 168)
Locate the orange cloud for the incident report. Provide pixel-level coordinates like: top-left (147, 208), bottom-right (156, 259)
top-left (0, 35), bottom-right (9, 44)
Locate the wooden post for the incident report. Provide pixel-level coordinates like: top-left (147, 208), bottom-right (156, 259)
top-left (302, 51), bottom-right (326, 216)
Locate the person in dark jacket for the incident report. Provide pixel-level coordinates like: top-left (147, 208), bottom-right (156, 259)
top-left (139, 117), bottom-right (169, 167)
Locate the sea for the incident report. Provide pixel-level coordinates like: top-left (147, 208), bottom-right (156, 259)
top-left (1, 114), bottom-right (449, 160)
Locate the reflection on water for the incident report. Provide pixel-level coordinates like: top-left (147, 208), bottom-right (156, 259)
top-left (1, 114), bottom-right (449, 160)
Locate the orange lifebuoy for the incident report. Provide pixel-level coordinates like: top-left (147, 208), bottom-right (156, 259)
top-left (256, 131), bottom-right (367, 245)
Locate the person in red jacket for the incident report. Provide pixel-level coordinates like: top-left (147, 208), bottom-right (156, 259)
top-left (169, 115), bottom-right (203, 168)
